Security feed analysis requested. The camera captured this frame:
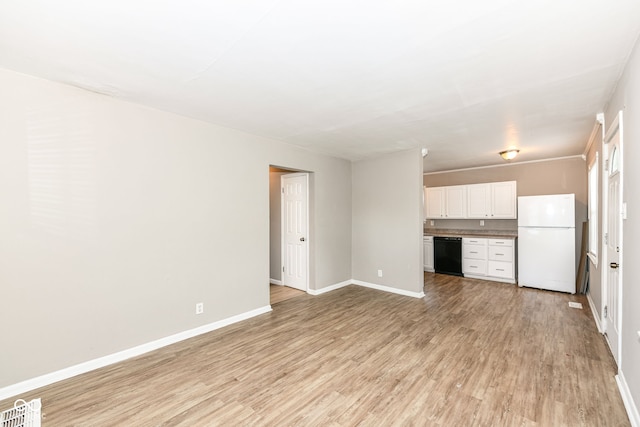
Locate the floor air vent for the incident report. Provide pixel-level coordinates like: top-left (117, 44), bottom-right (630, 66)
top-left (0, 399), bottom-right (41, 427)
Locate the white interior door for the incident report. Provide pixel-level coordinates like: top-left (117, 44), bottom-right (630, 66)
top-left (281, 173), bottom-right (308, 291)
top-left (604, 113), bottom-right (623, 365)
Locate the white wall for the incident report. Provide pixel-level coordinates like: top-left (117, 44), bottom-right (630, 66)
top-left (604, 34), bottom-right (640, 420)
top-left (0, 68), bottom-right (352, 388)
top-left (352, 149), bottom-right (424, 294)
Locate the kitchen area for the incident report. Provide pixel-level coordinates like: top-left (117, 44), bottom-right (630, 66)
top-left (423, 181), bottom-right (519, 284)
top-left (423, 156), bottom-right (587, 294)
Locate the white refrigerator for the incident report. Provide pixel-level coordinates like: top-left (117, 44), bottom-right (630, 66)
top-left (517, 194), bottom-right (576, 294)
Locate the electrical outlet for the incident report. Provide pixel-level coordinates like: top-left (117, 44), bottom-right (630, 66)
top-left (430, 220), bottom-right (434, 226)
top-left (377, 270), bottom-right (383, 278)
top-left (480, 220), bottom-right (485, 226)
top-left (195, 303), bottom-right (204, 314)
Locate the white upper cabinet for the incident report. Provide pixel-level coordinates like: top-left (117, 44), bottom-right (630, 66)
top-left (425, 185), bottom-right (467, 218)
top-left (467, 181), bottom-right (517, 219)
top-left (425, 187), bottom-right (446, 218)
top-left (445, 185), bottom-right (467, 218)
top-left (426, 181), bottom-right (517, 219)
top-left (490, 181), bottom-right (517, 218)
top-left (467, 183), bottom-right (491, 218)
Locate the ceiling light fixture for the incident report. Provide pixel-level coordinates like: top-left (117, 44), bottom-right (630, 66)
top-left (499, 149), bottom-right (519, 161)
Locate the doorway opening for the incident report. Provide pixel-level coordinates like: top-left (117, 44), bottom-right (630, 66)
top-left (268, 166), bottom-right (311, 306)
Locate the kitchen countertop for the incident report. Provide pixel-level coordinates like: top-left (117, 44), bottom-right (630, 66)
top-left (424, 229), bottom-right (518, 239)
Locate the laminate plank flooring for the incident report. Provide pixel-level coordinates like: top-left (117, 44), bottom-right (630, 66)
top-left (270, 284), bottom-right (305, 305)
top-left (2, 273), bottom-right (628, 426)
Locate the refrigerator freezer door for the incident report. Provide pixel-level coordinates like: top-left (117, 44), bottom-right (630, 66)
top-left (518, 194), bottom-right (575, 227)
top-left (518, 227), bottom-right (576, 293)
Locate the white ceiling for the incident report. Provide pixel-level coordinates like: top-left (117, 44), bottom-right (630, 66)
top-left (1, 0), bottom-right (639, 172)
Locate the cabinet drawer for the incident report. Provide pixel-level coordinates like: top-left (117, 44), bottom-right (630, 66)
top-left (463, 237), bottom-right (487, 246)
top-left (463, 244), bottom-right (487, 260)
top-left (488, 238), bottom-right (513, 247)
top-left (488, 261), bottom-right (514, 279)
top-left (463, 259), bottom-right (487, 275)
top-left (488, 246), bottom-right (513, 262)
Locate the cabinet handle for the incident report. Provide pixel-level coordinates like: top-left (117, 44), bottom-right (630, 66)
top-left (470, 251), bottom-right (477, 254)
top-left (496, 268), bottom-right (504, 271)
top-left (495, 253), bottom-right (504, 256)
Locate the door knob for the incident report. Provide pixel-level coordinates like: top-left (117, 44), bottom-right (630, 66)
top-left (610, 262), bottom-right (619, 269)
top-left (300, 237), bottom-right (305, 242)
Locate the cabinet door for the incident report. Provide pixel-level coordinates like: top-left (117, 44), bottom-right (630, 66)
top-left (445, 185), bottom-right (467, 218)
top-left (491, 181), bottom-right (517, 218)
top-left (467, 183), bottom-right (491, 218)
top-left (424, 238), bottom-right (434, 272)
top-left (425, 187), bottom-right (445, 218)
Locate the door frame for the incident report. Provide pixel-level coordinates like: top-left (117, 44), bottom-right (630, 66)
top-left (601, 110), bottom-right (624, 365)
top-left (281, 172), bottom-right (310, 292)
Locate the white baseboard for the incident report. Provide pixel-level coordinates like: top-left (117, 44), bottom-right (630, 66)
top-left (352, 280), bottom-right (425, 299)
top-left (308, 279), bottom-right (425, 299)
top-left (586, 291), bottom-right (603, 333)
top-left (307, 280), bottom-right (351, 295)
top-left (270, 278), bottom-right (282, 286)
top-left (617, 371), bottom-right (640, 427)
top-left (0, 305), bottom-right (272, 401)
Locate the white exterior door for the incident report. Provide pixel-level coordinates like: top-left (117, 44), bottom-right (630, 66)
top-left (604, 114), bottom-right (623, 365)
top-left (282, 173), bottom-right (308, 291)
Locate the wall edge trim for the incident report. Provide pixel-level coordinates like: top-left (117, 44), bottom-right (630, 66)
top-left (352, 280), bottom-right (425, 298)
top-left (616, 372), bottom-right (640, 427)
top-left (307, 280), bottom-right (351, 295)
top-left (424, 155), bottom-right (584, 175)
top-left (586, 292), bottom-right (603, 333)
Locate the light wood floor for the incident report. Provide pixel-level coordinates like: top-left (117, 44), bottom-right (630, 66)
top-left (2, 274), bottom-right (628, 426)
top-left (270, 284), bottom-right (305, 305)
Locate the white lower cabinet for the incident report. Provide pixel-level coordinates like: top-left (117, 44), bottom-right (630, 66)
top-left (424, 236), bottom-right (434, 272)
top-left (463, 237), bottom-right (516, 284)
top-left (462, 238), bottom-right (487, 277)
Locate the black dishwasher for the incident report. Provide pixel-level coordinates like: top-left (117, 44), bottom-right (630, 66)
top-left (434, 237), bottom-right (463, 276)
